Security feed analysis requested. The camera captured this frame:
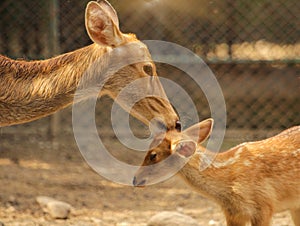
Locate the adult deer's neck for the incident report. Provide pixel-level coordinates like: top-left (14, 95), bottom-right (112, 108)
top-left (0, 44), bottom-right (108, 126)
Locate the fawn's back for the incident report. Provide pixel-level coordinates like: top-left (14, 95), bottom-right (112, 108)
top-left (202, 126), bottom-right (300, 210)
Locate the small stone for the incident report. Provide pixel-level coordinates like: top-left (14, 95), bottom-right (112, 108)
top-left (8, 195), bottom-right (17, 204)
top-left (176, 206), bottom-right (184, 213)
top-left (209, 219), bottom-right (219, 225)
top-left (91, 217), bottom-right (103, 225)
top-left (117, 223), bottom-right (130, 226)
top-left (36, 196), bottom-right (72, 219)
top-left (148, 211), bottom-right (200, 226)
top-left (6, 206), bottom-right (16, 213)
top-left (36, 196), bottom-right (55, 210)
top-left (47, 201), bottom-right (72, 219)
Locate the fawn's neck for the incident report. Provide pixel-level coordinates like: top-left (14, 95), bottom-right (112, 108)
top-left (0, 44), bottom-right (109, 126)
top-left (179, 140), bottom-right (260, 203)
top-left (179, 150), bottom-right (237, 202)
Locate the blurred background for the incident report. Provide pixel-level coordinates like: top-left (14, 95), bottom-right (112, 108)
top-left (0, 0), bottom-right (299, 157)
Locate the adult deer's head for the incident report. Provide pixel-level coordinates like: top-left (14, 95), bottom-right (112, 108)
top-left (85, 1), bottom-right (181, 131)
top-left (133, 119), bottom-right (213, 186)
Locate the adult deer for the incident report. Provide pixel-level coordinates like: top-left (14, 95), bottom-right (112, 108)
top-left (134, 119), bottom-right (300, 226)
top-left (0, 0), bottom-right (180, 131)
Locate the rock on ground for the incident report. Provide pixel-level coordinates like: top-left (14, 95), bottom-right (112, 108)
top-left (36, 196), bottom-right (72, 219)
top-left (147, 211), bottom-right (200, 226)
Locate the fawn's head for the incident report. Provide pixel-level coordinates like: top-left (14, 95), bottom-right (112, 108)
top-left (133, 118), bottom-right (213, 186)
top-left (85, 1), bottom-right (180, 131)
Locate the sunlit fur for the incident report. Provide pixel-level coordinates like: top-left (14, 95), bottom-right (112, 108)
top-left (135, 121), bottom-right (300, 226)
top-left (0, 1), bottom-right (178, 128)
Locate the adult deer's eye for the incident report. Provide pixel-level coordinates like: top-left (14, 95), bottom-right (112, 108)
top-left (143, 64), bottom-right (153, 76)
top-left (175, 121), bottom-right (181, 132)
top-left (150, 152), bottom-right (157, 161)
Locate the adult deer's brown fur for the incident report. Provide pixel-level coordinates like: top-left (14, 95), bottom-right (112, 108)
top-left (134, 119), bottom-right (300, 226)
top-left (0, 1), bottom-right (180, 130)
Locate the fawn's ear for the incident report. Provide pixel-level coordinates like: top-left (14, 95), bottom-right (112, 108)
top-left (174, 141), bottom-right (197, 158)
top-left (183, 118), bottom-right (213, 144)
top-left (85, 1), bottom-right (124, 47)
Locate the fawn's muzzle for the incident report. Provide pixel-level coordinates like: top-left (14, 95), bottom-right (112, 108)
top-left (133, 176), bottom-right (146, 187)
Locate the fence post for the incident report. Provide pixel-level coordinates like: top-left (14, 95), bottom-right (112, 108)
top-left (48, 0), bottom-right (61, 139)
top-left (226, 0), bottom-right (236, 61)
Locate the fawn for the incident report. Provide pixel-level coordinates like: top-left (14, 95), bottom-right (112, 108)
top-left (134, 119), bottom-right (300, 226)
top-left (0, 0), bottom-right (180, 130)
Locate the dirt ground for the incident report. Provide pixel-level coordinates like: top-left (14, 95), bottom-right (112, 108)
top-left (0, 129), bottom-right (295, 226)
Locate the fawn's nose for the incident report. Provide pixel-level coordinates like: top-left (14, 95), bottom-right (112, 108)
top-left (133, 176), bottom-right (146, 187)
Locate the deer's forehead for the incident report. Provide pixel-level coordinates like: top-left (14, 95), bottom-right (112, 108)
top-left (150, 135), bottom-right (169, 149)
top-left (149, 141), bottom-right (172, 158)
top-left (150, 131), bottom-right (183, 151)
top-left (113, 41), bottom-right (151, 60)
top-left (166, 131), bottom-right (186, 142)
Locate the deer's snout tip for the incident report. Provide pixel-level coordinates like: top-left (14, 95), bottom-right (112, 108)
top-left (132, 176), bottom-right (137, 186)
top-left (133, 176), bottom-right (146, 187)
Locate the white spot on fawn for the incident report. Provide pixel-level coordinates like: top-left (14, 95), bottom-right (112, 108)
top-left (292, 149), bottom-right (300, 157)
top-left (243, 160), bottom-right (252, 166)
top-left (213, 147), bottom-right (244, 168)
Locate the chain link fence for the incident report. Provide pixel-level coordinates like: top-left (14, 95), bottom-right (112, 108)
top-left (0, 0), bottom-right (299, 140)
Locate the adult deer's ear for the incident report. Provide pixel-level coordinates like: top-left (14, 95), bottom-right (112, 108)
top-left (85, 1), bottom-right (124, 47)
top-left (175, 141), bottom-right (197, 158)
top-left (96, 0), bottom-right (119, 28)
top-left (183, 118), bottom-right (213, 144)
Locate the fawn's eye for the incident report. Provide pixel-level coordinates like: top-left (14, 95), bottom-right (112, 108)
top-left (143, 64), bottom-right (154, 76)
top-left (150, 152), bottom-right (157, 161)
